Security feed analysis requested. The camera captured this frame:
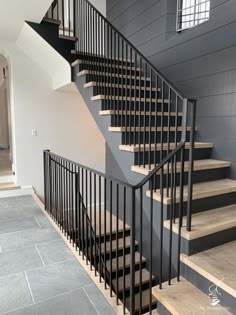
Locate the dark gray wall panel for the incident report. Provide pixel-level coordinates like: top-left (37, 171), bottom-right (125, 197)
top-left (106, 0), bottom-right (236, 180)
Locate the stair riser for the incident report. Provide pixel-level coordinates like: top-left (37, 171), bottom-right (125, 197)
top-left (72, 55), bottom-right (135, 67)
top-left (101, 244), bottom-right (139, 260)
top-left (94, 87), bottom-right (160, 98)
top-left (180, 227), bottom-right (236, 255)
top-left (84, 74), bottom-right (152, 86)
top-left (76, 229), bottom-right (130, 244)
top-left (111, 116), bottom-right (182, 128)
top-left (108, 261), bottom-right (147, 278)
top-left (121, 132), bottom-right (192, 145)
top-left (181, 263), bottom-right (236, 312)
top-left (116, 280), bottom-right (155, 299)
top-left (77, 63), bottom-right (142, 76)
top-left (152, 168), bottom-right (228, 189)
top-left (164, 192), bottom-right (236, 219)
top-left (102, 103), bottom-right (176, 113)
top-left (134, 148), bottom-right (212, 165)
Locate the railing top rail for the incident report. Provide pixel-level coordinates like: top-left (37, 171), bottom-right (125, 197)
top-left (79, 0), bottom-right (185, 100)
top-left (45, 142), bottom-right (185, 189)
top-left (44, 150), bottom-right (133, 188)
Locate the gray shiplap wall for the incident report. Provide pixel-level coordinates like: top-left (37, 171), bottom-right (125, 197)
top-left (107, 0), bottom-right (236, 178)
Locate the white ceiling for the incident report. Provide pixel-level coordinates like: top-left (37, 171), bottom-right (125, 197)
top-left (0, 0), bottom-right (53, 41)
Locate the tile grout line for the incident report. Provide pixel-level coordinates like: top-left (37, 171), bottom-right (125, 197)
top-left (34, 216), bottom-right (42, 228)
top-left (24, 271), bottom-right (35, 304)
top-left (83, 287), bottom-right (100, 315)
top-left (34, 245), bottom-right (45, 266)
top-left (0, 258), bottom-right (77, 281)
top-left (0, 286), bottom-right (95, 315)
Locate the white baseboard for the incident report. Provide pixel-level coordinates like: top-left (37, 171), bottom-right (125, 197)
top-left (0, 185), bottom-right (34, 198)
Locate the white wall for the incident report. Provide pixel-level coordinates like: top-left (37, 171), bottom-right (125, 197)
top-left (89, 0), bottom-right (106, 16)
top-left (0, 42), bottom-right (106, 198)
top-left (0, 81), bottom-right (9, 148)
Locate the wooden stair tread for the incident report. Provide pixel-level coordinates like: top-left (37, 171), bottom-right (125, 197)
top-left (164, 204), bottom-right (236, 240)
top-left (72, 59), bottom-right (141, 71)
top-left (71, 50), bottom-right (132, 63)
top-left (152, 277), bottom-right (231, 315)
top-left (43, 17), bottom-right (61, 25)
top-left (113, 269), bottom-right (154, 293)
top-left (77, 70), bottom-right (150, 81)
top-left (146, 179), bottom-right (236, 205)
top-left (110, 126), bottom-right (195, 132)
top-left (99, 110), bottom-right (181, 117)
top-left (84, 81), bottom-right (160, 91)
top-left (132, 159), bottom-right (231, 176)
top-left (0, 183), bottom-right (19, 191)
top-left (181, 240), bottom-right (236, 299)
top-left (100, 236), bottom-right (138, 254)
top-left (119, 142), bottom-right (213, 152)
top-left (106, 252), bottom-right (146, 272)
top-left (92, 94), bottom-right (168, 103)
top-left (59, 34), bottom-right (77, 41)
top-left (126, 289), bottom-right (157, 312)
top-left (86, 208), bottom-right (130, 236)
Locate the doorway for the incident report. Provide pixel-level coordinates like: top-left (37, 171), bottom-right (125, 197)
top-left (0, 54), bottom-right (14, 183)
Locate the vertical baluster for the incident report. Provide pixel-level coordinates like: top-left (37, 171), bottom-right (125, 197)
top-left (143, 63), bottom-right (147, 168)
top-left (94, 173), bottom-right (97, 276)
top-left (125, 43), bottom-right (128, 145)
top-left (109, 180), bottom-right (113, 297)
top-left (89, 171), bottom-right (92, 270)
top-left (129, 47), bottom-right (132, 146)
top-left (134, 52), bottom-right (137, 146)
top-left (168, 157), bottom-right (174, 285)
top-left (122, 186), bottom-right (127, 313)
top-left (173, 95), bottom-right (179, 223)
top-left (78, 167), bottom-right (81, 254)
top-left (99, 175), bottom-right (102, 282)
top-left (148, 68), bottom-right (152, 170)
top-left (138, 58), bottom-right (142, 166)
top-left (82, 168), bottom-right (85, 259)
top-left (187, 100), bottom-right (196, 231)
top-left (166, 87), bottom-right (171, 198)
top-left (85, 169), bottom-right (88, 264)
top-left (104, 178), bottom-right (107, 289)
top-left (68, 0), bottom-right (71, 37)
top-left (139, 187), bottom-right (143, 314)
top-left (130, 187), bottom-right (136, 314)
top-left (159, 164), bottom-right (164, 289)
top-left (116, 183), bottom-right (119, 305)
top-left (149, 178), bottom-right (154, 313)
top-left (62, 0), bottom-right (65, 35)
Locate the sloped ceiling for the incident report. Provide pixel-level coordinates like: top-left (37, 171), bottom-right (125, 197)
top-left (0, 0), bottom-right (53, 41)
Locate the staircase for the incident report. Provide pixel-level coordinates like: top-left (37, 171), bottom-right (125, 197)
top-left (40, 0), bottom-right (236, 314)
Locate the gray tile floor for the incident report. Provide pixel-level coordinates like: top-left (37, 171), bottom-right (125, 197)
top-left (0, 195), bottom-right (116, 315)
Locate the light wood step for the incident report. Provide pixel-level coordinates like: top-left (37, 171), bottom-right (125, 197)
top-left (0, 183), bottom-right (19, 191)
top-left (146, 179), bottom-right (236, 205)
top-left (77, 70), bottom-right (150, 81)
top-left (100, 236), bottom-right (138, 255)
top-left (164, 204), bottom-right (236, 240)
top-left (109, 126), bottom-right (194, 133)
top-left (181, 240), bottom-right (236, 299)
top-left (43, 17), bottom-right (61, 25)
top-left (72, 59), bottom-right (141, 71)
top-left (71, 50), bottom-right (132, 63)
top-left (106, 252), bottom-right (146, 273)
top-left (126, 289), bottom-right (157, 313)
top-left (113, 269), bottom-right (154, 293)
top-left (119, 142), bottom-right (213, 153)
top-left (91, 94), bottom-right (167, 103)
top-left (84, 81), bottom-right (160, 92)
top-left (59, 34), bottom-right (77, 41)
top-left (99, 110), bottom-right (182, 117)
top-left (152, 277), bottom-right (231, 315)
top-left (132, 159), bottom-right (231, 176)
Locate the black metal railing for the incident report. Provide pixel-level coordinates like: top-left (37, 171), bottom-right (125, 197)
top-left (44, 0), bottom-right (197, 232)
top-left (44, 0), bottom-right (197, 313)
top-left (44, 96), bottom-right (195, 313)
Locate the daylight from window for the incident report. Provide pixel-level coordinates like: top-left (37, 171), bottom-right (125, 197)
top-left (177, 0), bottom-right (210, 31)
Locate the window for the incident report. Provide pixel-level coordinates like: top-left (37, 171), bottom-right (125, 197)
top-left (176, 0), bottom-right (210, 31)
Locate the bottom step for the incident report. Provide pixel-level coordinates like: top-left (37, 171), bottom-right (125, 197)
top-left (152, 278), bottom-right (231, 315)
